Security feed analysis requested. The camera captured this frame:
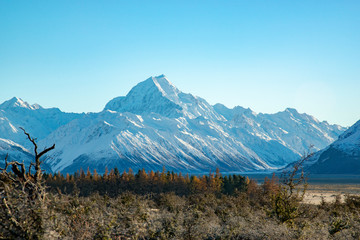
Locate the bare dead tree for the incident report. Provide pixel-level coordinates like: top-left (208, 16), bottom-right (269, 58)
top-left (282, 145), bottom-right (314, 197)
top-left (0, 128), bottom-right (55, 239)
top-left (1, 128), bottom-right (54, 200)
top-left (20, 127), bottom-right (55, 194)
top-left (270, 146), bottom-right (314, 225)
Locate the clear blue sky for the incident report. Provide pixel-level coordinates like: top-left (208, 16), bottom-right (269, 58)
top-left (1, 1), bottom-right (359, 126)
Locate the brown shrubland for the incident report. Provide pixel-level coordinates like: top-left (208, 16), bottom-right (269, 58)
top-left (1, 130), bottom-right (360, 239)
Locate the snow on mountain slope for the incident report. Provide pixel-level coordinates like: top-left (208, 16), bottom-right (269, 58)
top-left (0, 97), bottom-right (42, 110)
top-left (105, 75), bottom-right (224, 120)
top-left (0, 138), bottom-right (33, 162)
top-left (0, 97), bottom-right (82, 167)
top-left (41, 110), bottom-right (269, 174)
top-left (0, 97), bottom-right (82, 147)
top-left (213, 104), bottom-right (249, 121)
top-left (305, 120), bottom-right (360, 174)
top-left (262, 108), bottom-right (344, 153)
top-left (214, 104), bottom-right (345, 165)
top-left (0, 138), bottom-right (53, 172)
top-left (335, 120), bottom-right (360, 151)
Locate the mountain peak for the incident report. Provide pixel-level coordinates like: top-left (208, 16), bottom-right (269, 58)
top-left (0, 97), bottom-right (42, 110)
top-left (104, 75), bottom-right (224, 120)
top-left (338, 120), bottom-right (360, 142)
top-left (156, 74), bottom-right (166, 78)
top-left (213, 104), bottom-right (257, 120)
top-left (104, 75), bottom-right (183, 117)
top-left (285, 108), bottom-right (298, 114)
top-left (143, 75), bottom-right (180, 103)
top-left (125, 75), bottom-right (181, 106)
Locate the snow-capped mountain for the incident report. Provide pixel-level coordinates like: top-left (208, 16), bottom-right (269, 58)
top-left (40, 110), bottom-right (269, 173)
top-left (0, 75), bottom-right (346, 174)
top-left (105, 75), bottom-right (224, 120)
top-left (0, 97), bottom-right (82, 167)
top-left (0, 97), bottom-right (82, 148)
top-left (0, 138), bottom-right (33, 164)
top-left (305, 120), bottom-right (360, 174)
top-left (0, 138), bottom-right (53, 172)
top-left (41, 75), bottom-right (344, 173)
top-left (214, 104), bottom-right (344, 165)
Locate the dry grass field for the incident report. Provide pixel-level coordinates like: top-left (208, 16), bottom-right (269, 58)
top-left (304, 184), bottom-right (360, 204)
top-left (244, 173), bottom-right (360, 205)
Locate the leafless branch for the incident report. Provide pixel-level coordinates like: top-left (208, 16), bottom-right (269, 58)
top-left (37, 144), bottom-right (55, 160)
top-left (0, 154), bottom-right (9, 171)
top-left (19, 127), bottom-right (55, 184)
top-left (20, 127), bottom-right (38, 156)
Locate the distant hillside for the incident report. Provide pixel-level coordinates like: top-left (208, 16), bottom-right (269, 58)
top-left (307, 120), bottom-right (360, 174)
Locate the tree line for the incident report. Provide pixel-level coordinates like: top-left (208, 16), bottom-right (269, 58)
top-left (45, 167), bottom-right (249, 197)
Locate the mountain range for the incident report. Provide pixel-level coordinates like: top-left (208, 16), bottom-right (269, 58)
top-left (0, 75), bottom-right (349, 174)
top-left (304, 120), bottom-right (360, 174)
